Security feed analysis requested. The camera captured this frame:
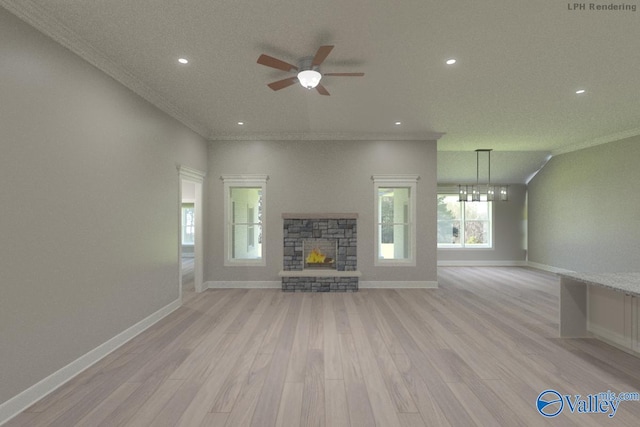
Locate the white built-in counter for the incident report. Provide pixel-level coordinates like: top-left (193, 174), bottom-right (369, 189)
top-left (558, 272), bottom-right (640, 356)
top-left (559, 272), bottom-right (640, 297)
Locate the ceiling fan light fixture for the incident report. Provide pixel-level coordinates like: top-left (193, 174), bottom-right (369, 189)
top-left (297, 69), bottom-right (322, 89)
top-left (258, 46), bottom-right (362, 94)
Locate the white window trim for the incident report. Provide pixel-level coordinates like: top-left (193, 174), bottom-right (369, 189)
top-left (221, 174), bottom-right (269, 266)
top-left (372, 174), bottom-right (419, 267)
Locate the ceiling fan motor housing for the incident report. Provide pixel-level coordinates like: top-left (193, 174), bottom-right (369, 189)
top-left (298, 56), bottom-right (320, 73)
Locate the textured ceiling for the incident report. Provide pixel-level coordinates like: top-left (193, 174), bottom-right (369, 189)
top-left (3, 0), bottom-right (639, 183)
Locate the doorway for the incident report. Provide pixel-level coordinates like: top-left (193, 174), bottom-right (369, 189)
top-left (178, 165), bottom-right (205, 297)
top-left (181, 184), bottom-right (196, 291)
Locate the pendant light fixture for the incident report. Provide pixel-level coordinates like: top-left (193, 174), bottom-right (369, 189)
top-left (458, 149), bottom-right (508, 202)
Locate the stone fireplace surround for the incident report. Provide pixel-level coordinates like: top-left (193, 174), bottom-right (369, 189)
top-left (279, 213), bottom-right (360, 292)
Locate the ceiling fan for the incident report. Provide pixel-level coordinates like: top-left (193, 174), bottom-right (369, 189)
top-left (257, 45), bottom-right (364, 96)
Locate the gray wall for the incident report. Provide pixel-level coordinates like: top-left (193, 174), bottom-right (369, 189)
top-left (437, 184), bottom-right (528, 263)
top-left (205, 139), bottom-right (438, 283)
top-left (528, 136), bottom-right (640, 272)
top-left (0, 8), bottom-right (208, 405)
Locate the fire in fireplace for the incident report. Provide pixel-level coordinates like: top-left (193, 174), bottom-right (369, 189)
top-left (303, 239), bottom-right (337, 269)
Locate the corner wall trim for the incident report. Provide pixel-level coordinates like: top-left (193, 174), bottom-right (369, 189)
top-left (359, 281), bottom-right (438, 289)
top-left (205, 281), bottom-right (281, 289)
top-left (0, 299), bottom-right (181, 426)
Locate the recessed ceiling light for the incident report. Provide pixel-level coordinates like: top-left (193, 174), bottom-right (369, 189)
top-left (178, 58), bottom-right (189, 64)
top-left (445, 58), bottom-right (457, 65)
top-left (237, 121), bottom-right (244, 126)
top-left (395, 121), bottom-right (402, 126)
top-left (576, 89), bottom-right (586, 94)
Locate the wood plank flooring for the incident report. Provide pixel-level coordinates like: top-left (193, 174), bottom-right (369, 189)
top-left (181, 257), bottom-right (195, 291)
top-left (6, 267), bottom-right (640, 426)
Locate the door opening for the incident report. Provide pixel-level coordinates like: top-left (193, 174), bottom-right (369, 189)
top-left (178, 165), bottom-right (206, 297)
top-left (181, 184), bottom-right (196, 292)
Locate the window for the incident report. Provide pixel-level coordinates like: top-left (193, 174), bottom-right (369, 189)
top-left (437, 194), bottom-right (492, 248)
top-left (181, 203), bottom-right (195, 245)
top-left (222, 175), bottom-right (268, 266)
top-left (373, 175), bottom-right (419, 266)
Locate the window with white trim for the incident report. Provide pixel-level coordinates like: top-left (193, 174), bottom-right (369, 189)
top-left (437, 194), bottom-right (492, 248)
top-left (373, 175), bottom-right (418, 266)
top-left (222, 175), bottom-right (268, 266)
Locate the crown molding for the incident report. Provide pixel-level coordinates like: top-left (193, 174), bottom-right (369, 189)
top-left (1, 0), bottom-right (210, 139)
top-left (552, 126), bottom-right (640, 156)
top-left (208, 131), bottom-right (445, 142)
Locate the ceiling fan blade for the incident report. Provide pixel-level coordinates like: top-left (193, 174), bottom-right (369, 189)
top-left (323, 72), bottom-right (365, 77)
top-left (316, 84), bottom-right (330, 96)
top-left (312, 45), bottom-right (334, 66)
top-left (257, 54), bottom-right (298, 72)
top-left (267, 77), bottom-right (298, 91)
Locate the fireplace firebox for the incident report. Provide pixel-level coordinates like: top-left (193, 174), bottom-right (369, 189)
top-left (303, 239), bottom-right (337, 269)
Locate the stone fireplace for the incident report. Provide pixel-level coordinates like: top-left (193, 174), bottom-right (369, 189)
top-left (280, 213), bottom-right (359, 292)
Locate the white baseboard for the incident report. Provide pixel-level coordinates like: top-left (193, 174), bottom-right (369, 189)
top-left (360, 281), bottom-right (438, 289)
top-left (526, 261), bottom-right (575, 274)
top-left (435, 260), bottom-right (577, 276)
top-left (436, 260), bottom-right (576, 275)
top-left (205, 281), bottom-right (281, 289)
top-left (0, 299), bottom-right (181, 426)
top-left (437, 260), bottom-right (527, 267)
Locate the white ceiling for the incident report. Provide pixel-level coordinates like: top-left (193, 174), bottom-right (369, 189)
top-left (3, 0), bottom-right (639, 183)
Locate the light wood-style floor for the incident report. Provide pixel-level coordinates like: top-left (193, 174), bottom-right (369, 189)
top-left (182, 257), bottom-right (195, 291)
top-left (6, 267), bottom-right (640, 426)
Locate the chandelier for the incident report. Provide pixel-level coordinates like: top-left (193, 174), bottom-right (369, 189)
top-left (458, 149), bottom-right (508, 202)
